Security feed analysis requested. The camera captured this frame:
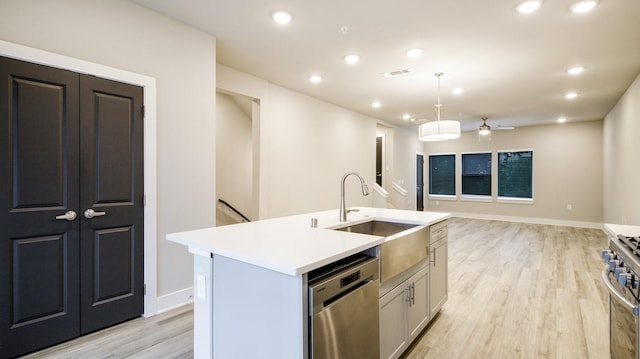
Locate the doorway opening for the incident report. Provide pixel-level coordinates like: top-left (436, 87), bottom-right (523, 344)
top-left (416, 154), bottom-right (425, 211)
top-left (376, 135), bottom-right (383, 186)
top-left (216, 91), bottom-right (257, 225)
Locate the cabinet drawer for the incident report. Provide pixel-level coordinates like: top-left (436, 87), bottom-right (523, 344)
top-left (429, 220), bottom-right (448, 244)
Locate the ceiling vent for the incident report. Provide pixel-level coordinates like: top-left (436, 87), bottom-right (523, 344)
top-left (382, 69), bottom-right (410, 78)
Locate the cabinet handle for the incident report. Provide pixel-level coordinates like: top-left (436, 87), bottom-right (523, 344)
top-left (431, 247), bottom-right (437, 266)
top-left (405, 286), bottom-right (412, 305)
top-left (411, 283), bottom-right (415, 305)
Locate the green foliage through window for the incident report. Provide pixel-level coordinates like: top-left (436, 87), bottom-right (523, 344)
top-left (498, 151), bottom-right (533, 199)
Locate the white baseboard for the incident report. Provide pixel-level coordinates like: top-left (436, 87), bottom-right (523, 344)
top-left (452, 212), bottom-right (603, 229)
top-left (155, 287), bottom-right (194, 314)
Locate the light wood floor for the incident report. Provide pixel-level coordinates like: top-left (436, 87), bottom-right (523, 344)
top-left (24, 218), bottom-right (609, 358)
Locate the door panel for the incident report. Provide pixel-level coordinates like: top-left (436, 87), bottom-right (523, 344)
top-left (1, 57), bottom-right (144, 357)
top-left (1, 57), bottom-right (80, 358)
top-left (93, 226), bottom-right (135, 303)
top-left (79, 75), bottom-right (144, 334)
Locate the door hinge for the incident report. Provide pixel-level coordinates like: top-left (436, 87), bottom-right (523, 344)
top-left (143, 195), bottom-right (146, 207)
top-left (144, 283), bottom-right (147, 295)
top-left (141, 105), bottom-right (145, 118)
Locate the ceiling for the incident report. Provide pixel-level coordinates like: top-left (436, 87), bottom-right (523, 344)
top-left (132, 0), bottom-right (640, 133)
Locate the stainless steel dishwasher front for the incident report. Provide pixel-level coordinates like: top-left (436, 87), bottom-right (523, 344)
top-left (308, 256), bottom-right (380, 359)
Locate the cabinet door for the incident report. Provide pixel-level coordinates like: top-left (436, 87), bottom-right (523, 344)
top-left (407, 266), bottom-right (429, 340)
top-left (429, 239), bottom-right (448, 318)
top-left (380, 282), bottom-right (408, 359)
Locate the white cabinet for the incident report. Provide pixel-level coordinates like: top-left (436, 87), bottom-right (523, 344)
top-left (380, 266), bottom-right (429, 359)
top-left (429, 220), bottom-right (448, 318)
top-left (407, 267), bottom-right (429, 339)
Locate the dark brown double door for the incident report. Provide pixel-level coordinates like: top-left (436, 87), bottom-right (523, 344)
top-left (0, 57), bottom-right (144, 358)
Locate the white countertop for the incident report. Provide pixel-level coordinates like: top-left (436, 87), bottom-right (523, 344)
top-left (604, 223), bottom-right (640, 238)
top-left (167, 207), bottom-right (451, 276)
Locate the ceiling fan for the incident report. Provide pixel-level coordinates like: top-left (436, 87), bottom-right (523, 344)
top-left (479, 117), bottom-right (514, 136)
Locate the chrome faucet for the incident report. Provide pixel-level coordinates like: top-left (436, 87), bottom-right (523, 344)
top-left (339, 172), bottom-right (370, 222)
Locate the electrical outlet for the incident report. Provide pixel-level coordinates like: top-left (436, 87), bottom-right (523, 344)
top-left (566, 204), bottom-right (572, 210)
top-left (197, 274), bottom-right (206, 299)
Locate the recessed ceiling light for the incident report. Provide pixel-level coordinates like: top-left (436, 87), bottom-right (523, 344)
top-left (565, 92), bottom-right (579, 99)
top-left (272, 11), bottom-right (292, 25)
top-left (309, 75), bottom-right (322, 83)
top-left (372, 101), bottom-right (381, 108)
top-left (517, 0), bottom-right (542, 14)
top-left (567, 66), bottom-right (585, 75)
top-left (452, 88), bottom-right (465, 95)
top-left (402, 114), bottom-right (411, 120)
top-left (410, 118), bottom-right (416, 122)
top-left (406, 48), bottom-right (423, 58)
top-left (344, 54), bottom-right (360, 65)
top-left (557, 117), bottom-right (567, 123)
top-left (570, 0), bottom-right (598, 13)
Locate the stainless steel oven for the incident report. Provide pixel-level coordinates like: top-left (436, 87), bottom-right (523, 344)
top-left (603, 233), bottom-right (640, 359)
top-left (308, 253), bottom-right (379, 359)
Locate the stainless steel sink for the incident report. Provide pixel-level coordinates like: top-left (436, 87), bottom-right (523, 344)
top-left (333, 220), bottom-right (418, 237)
top-left (332, 220), bottom-right (429, 283)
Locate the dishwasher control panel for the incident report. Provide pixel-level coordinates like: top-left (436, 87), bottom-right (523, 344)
top-left (340, 271), bottom-right (361, 288)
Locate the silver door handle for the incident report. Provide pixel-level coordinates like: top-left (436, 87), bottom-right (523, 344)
top-left (55, 210), bottom-right (77, 221)
top-left (84, 209), bottom-right (106, 219)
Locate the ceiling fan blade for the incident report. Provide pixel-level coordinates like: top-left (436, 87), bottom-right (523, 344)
top-left (493, 126), bottom-right (515, 130)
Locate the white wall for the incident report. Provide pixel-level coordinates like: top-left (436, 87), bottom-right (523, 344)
top-left (0, 0), bottom-right (217, 305)
top-left (264, 84), bottom-right (376, 218)
top-left (423, 120), bottom-right (604, 226)
top-left (375, 125), bottom-right (425, 210)
top-left (392, 126), bottom-right (425, 210)
top-left (603, 73), bottom-right (640, 225)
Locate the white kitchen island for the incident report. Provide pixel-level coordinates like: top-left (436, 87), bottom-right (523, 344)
top-left (167, 207), bottom-right (450, 359)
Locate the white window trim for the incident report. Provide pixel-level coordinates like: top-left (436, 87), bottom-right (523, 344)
top-left (461, 194), bottom-right (492, 202)
top-left (461, 151), bottom-right (492, 198)
top-left (497, 197), bottom-right (534, 205)
top-left (427, 152), bottom-right (456, 197)
top-left (428, 194), bottom-right (457, 201)
top-left (497, 148), bottom-right (534, 201)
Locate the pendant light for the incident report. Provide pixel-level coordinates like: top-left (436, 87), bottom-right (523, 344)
top-left (419, 72), bottom-right (461, 141)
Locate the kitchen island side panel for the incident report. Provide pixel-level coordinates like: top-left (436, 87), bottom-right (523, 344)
top-left (193, 252), bottom-right (214, 359)
top-left (212, 254), bottom-right (307, 358)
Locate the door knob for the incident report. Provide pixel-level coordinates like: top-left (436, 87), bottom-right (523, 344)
top-left (84, 209), bottom-right (106, 219)
top-left (55, 210), bottom-right (77, 221)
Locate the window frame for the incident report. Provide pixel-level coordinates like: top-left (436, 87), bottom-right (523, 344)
top-left (461, 151), bottom-right (492, 200)
top-left (427, 152), bottom-right (457, 200)
top-left (497, 149), bottom-right (534, 204)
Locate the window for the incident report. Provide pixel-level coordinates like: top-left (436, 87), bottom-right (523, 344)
top-left (462, 152), bottom-right (491, 196)
top-left (498, 150), bottom-right (533, 199)
top-left (429, 154), bottom-right (455, 196)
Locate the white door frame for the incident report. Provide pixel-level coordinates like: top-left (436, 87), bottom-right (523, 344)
top-left (0, 40), bottom-right (159, 317)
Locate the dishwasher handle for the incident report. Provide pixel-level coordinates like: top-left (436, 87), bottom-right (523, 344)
top-left (309, 258), bottom-right (379, 314)
top-left (601, 265), bottom-right (639, 316)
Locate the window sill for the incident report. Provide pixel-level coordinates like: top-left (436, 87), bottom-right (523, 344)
top-left (497, 197), bottom-right (534, 205)
top-left (461, 195), bottom-right (492, 202)
top-left (428, 194), bottom-right (457, 201)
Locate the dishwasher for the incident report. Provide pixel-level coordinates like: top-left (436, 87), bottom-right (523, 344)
top-left (308, 253), bottom-right (380, 359)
